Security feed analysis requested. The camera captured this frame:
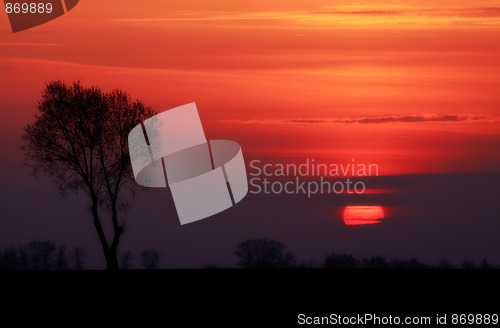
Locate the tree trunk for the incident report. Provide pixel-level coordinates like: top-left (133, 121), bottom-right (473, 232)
top-left (109, 202), bottom-right (122, 271)
top-left (90, 196), bottom-right (115, 270)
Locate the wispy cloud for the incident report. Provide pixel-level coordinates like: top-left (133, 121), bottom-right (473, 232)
top-left (0, 43), bottom-right (62, 47)
top-left (108, 6), bottom-right (500, 28)
top-left (219, 114), bottom-right (500, 125)
top-left (314, 6), bottom-right (500, 17)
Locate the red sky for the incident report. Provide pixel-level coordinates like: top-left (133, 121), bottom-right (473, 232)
top-left (1, 0), bottom-right (500, 175)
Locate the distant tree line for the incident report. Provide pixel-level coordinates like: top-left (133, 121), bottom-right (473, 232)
top-left (0, 240), bottom-right (163, 270)
top-left (1, 238), bottom-right (494, 269)
top-left (234, 239), bottom-right (497, 269)
top-left (120, 249), bottom-right (161, 270)
top-left (0, 240), bottom-right (86, 270)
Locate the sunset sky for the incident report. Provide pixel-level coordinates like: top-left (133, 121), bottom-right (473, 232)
top-left (1, 1), bottom-right (500, 269)
top-left (2, 0), bottom-right (500, 176)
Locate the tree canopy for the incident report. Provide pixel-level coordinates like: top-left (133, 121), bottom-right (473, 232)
top-left (22, 81), bottom-right (155, 270)
top-left (235, 239), bottom-right (296, 268)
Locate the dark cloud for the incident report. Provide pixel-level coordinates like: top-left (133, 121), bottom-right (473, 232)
top-left (222, 114), bottom-right (499, 125)
top-left (351, 114), bottom-right (465, 124)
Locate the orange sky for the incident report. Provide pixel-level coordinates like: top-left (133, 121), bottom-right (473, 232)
top-left (1, 0), bottom-right (500, 175)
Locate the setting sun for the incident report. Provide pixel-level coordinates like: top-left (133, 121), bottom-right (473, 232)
top-left (343, 206), bottom-right (385, 225)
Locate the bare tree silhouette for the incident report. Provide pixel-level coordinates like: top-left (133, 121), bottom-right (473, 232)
top-left (69, 246), bottom-right (87, 270)
top-left (324, 253), bottom-right (359, 268)
top-left (55, 245), bottom-right (69, 270)
top-left (17, 245), bottom-right (30, 270)
top-left (140, 249), bottom-right (160, 269)
top-left (1, 245), bottom-right (21, 270)
top-left (438, 258), bottom-right (454, 269)
top-left (0, 240), bottom-right (86, 270)
top-left (26, 240), bottom-right (56, 270)
top-left (390, 258), bottom-right (429, 269)
top-left (362, 256), bottom-right (390, 269)
top-left (479, 259), bottom-right (493, 269)
top-left (235, 239), bottom-right (296, 268)
top-left (22, 81), bottom-right (155, 270)
top-left (462, 259), bottom-right (476, 269)
top-left (120, 250), bottom-right (134, 270)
